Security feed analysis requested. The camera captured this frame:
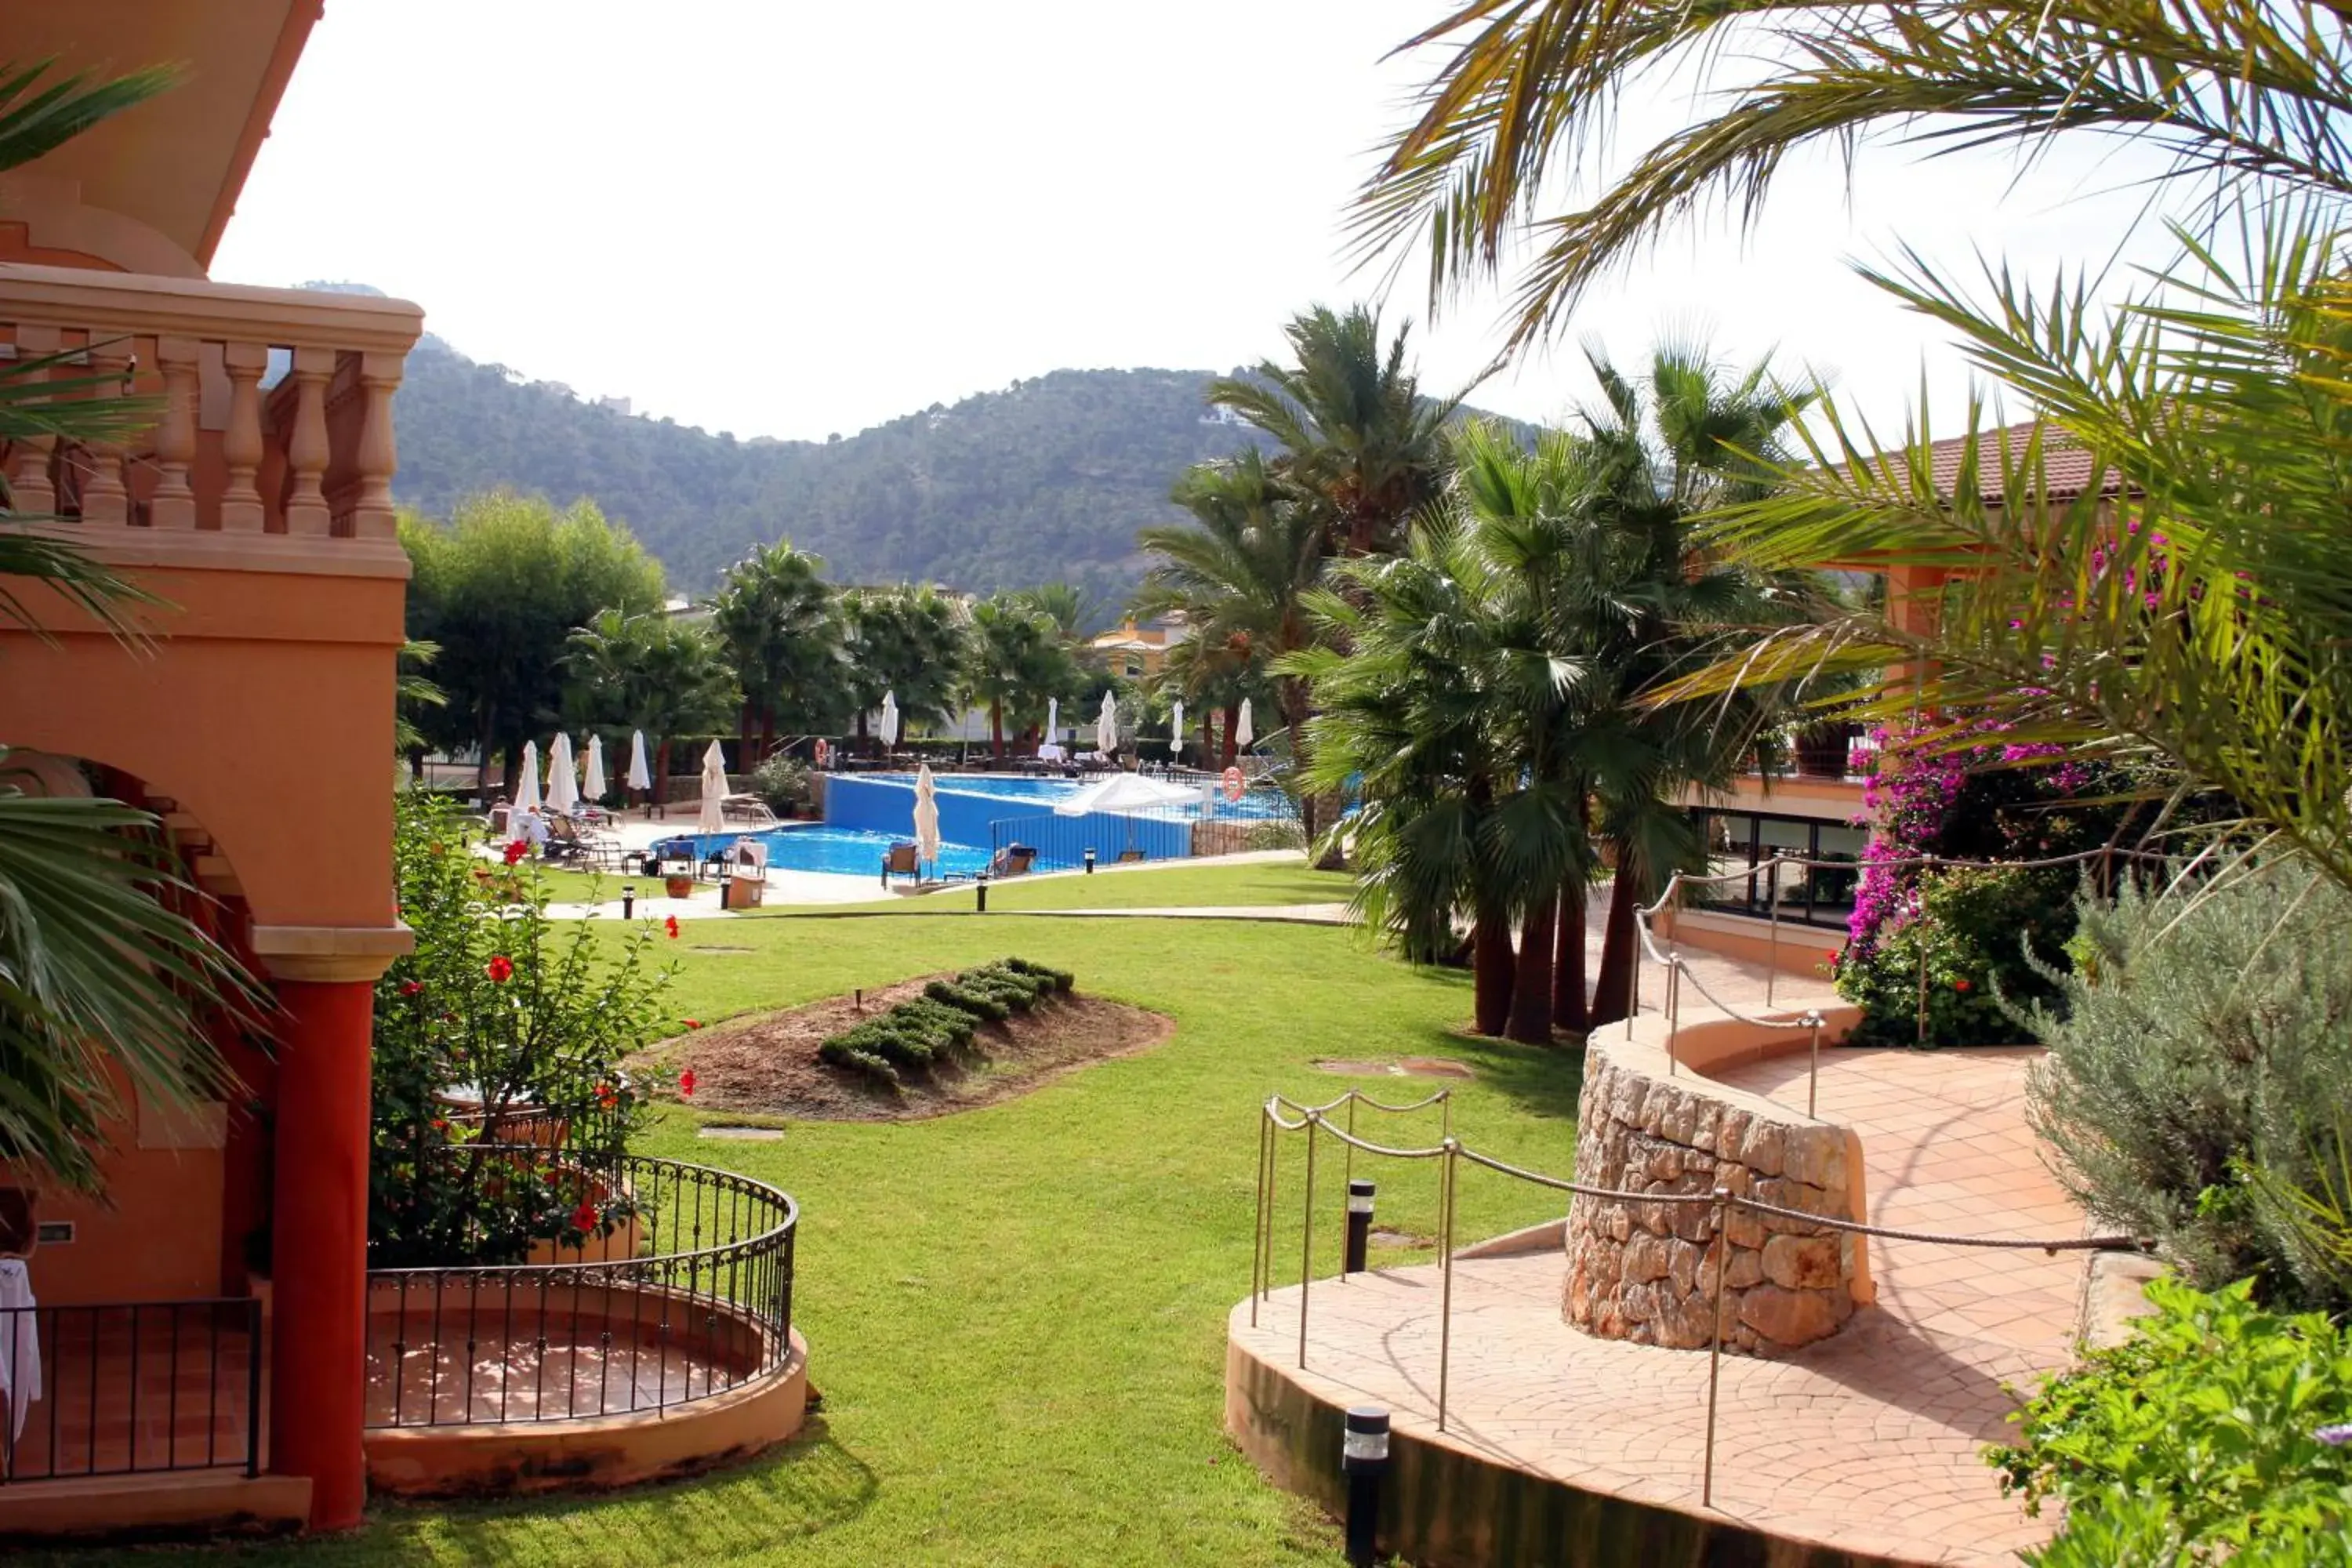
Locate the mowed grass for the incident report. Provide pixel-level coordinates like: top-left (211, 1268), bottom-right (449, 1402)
top-left (47, 909), bottom-right (1583, 1568)
top-left (771, 858), bottom-right (1356, 918)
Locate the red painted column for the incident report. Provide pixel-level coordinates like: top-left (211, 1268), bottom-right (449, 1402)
top-left (267, 976), bottom-right (375, 1530)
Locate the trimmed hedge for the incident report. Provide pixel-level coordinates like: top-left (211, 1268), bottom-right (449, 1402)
top-left (820, 957), bottom-right (1076, 1087)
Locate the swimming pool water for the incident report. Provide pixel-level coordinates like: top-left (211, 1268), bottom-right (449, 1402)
top-left (659, 824), bottom-right (995, 879)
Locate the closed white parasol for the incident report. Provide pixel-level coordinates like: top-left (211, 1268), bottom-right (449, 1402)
top-left (912, 762), bottom-right (942, 873)
top-left (1171, 698), bottom-right (1184, 753)
top-left (515, 741), bottom-right (543, 815)
top-left (696, 741), bottom-right (728, 835)
top-left (1096, 689), bottom-right (1118, 754)
top-left (1235, 698), bottom-right (1254, 750)
top-left (1046, 695), bottom-right (1059, 744)
top-left (627, 730), bottom-right (652, 792)
top-left (546, 733), bottom-right (579, 815)
top-left (880, 689), bottom-right (900, 750)
top-left (584, 734), bottom-right (608, 804)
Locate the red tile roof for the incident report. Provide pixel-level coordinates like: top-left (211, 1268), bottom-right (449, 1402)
top-left (1915, 419), bottom-right (2124, 505)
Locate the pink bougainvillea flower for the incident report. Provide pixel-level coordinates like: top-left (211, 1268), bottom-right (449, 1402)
top-left (571, 1200), bottom-right (598, 1233)
top-left (503, 838), bottom-right (530, 866)
top-left (485, 954), bottom-right (514, 983)
top-left (679, 1067), bottom-right (699, 1098)
top-left (664, 914), bottom-right (681, 939)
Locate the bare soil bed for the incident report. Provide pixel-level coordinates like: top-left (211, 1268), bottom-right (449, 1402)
top-left (636, 974), bottom-right (1172, 1122)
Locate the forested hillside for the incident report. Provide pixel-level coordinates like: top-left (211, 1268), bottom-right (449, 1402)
top-left (393, 340), bottom-right (1276, 604)
top-left (390, 335), bottom-right (1544, 605)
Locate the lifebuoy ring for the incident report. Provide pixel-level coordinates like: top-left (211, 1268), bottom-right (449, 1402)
top-left (1221, 766), bottom-right (1245, 804)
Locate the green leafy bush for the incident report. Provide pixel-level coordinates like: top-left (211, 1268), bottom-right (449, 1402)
top-left (2023, 867), bottom-right (2352, 1307)
top-left (1837, 863), bottom-right (2080, 1047)
top-left (372, 794), bottom-right (676, 1268)
top-left (821, 958), bottom-right (1075, 1086)
top-left (747, 754), bottom-right (815, 816)
top-left (1987, 1277), bottom-right (2352, 1566)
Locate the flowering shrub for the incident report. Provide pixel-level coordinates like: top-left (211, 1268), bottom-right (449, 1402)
top-left (370, 794), bottom-right (677, 1268)
top-left (1837, 721), bottom-right (2130, 1047)
top-left (1987, 1277), bottom-right (2352, 1565)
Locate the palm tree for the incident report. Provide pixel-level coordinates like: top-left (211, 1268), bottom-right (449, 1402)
top-left (564, 608), bottom-right (738, 806)
top-left (0, 60), bottom-right (261, 1191)
top-left (1011, 583), bottom-right (1094, 643)
top-left (963, 596), bottom-right (1083, 759)
top-left (841, 585), bottom-right (968, 752)
top-left (1208, 305), bottom-right (1458, 557)
top-left (1134, 451), bottom-right (1327, 785)
top-left (1356, 0), bottom-right (2352, 353)
top-left (710, 542), bottom-right (846, 763)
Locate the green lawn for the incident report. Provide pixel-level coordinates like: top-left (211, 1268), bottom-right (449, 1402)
top-left (776, 858), bottom-right (1355, 918)
top-left (48, 909), bottom-right (1582, 1567)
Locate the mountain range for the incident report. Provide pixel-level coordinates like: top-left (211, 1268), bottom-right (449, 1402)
top-left (387, 323), bottom-right (1541, 608)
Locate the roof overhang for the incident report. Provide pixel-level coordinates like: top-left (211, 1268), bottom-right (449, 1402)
top-left (7, 1), bottom-right (320, 270)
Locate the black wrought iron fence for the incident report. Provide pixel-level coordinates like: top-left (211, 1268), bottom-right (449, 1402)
top-left (0, 1297), bottom-right (262, 1483)
top-left (363, 1148), bottom-right (797, 1428)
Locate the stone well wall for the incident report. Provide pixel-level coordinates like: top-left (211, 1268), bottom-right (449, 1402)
top-left (1564, 1038), bottom-right (1871, 1355)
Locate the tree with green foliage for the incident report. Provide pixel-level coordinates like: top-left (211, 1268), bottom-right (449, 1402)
top-left (0, 59), bottom-right (262, 1191)
top-left (563, 608), bottom-right (737, 805)
top-left (1209, 305), bottom-right (1459, 558)
top-left (709, 541), bottom-right (847, 764)
top-left (963, 595), bottom-right (1086, 759)
top-left (840, 584), bottom-right (968, 749)
top-left (401, 491), bottom-right (665, 794)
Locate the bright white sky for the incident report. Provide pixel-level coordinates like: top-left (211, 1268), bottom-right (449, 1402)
top-left (215, 1), bottom-right (2191, 445)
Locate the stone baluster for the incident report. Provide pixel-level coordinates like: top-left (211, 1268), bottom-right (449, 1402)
top-left (219, 341), bottom-right (269, 532)
top-left (75, 337), bottom-right (133, 524)
top-left (283, 347), bottom-right (334, 537)
top-left (5, 325), bottom-right (61, 516)
top-left (350, 351), bottom-right (401, 541)
top-left (149, 335), bottom-right (201, 528)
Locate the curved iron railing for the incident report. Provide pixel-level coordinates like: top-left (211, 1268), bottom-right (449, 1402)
top-left (362, 1149), bottom-right (797, 1429)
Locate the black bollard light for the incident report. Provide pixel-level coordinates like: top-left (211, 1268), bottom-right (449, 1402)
top-left (1341, 1406), bottom-right (1389, 1566)
top-left (1083, 847), bottom-right (1097, 874)
top-left (1344, 1178), bottom-right (1375, 1276)
top-left (621, 884), bottom-right (636, 920)
top-left (976, 870), bottom-right (989, 913)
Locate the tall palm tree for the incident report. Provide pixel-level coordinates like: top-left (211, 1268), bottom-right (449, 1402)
top-left (1209, 305), bottom-right (1459, 557)
top-left (1356, 0), bottom-right (2352, 353)
top-left (841, 584), bottom-right (968, 750)
top-left (710, 541), bottom-right (846, 763)
top-left (962, 596), bottom-right (1082, 759)
top-left (564, 608), bottom-right (737, 804)
top-left (1133, 451), bottom-right (1327, 786)
top-left (0, 60), bottom-right (260, 1191)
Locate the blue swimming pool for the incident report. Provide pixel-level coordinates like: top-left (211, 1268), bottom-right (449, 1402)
top-left (655, 823), bottom-right (995, 879)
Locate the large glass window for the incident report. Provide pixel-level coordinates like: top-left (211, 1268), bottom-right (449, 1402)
top-left (1688, 808), bottom-right (1867, 931)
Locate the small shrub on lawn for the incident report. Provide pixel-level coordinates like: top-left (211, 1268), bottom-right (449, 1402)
top-left (822, 958), bottom-right (1074, 1086)
top-left (2022, 866), bottom-right (2352, 1308)
top-left (1986, 1276), bottom-right (2352, 1566)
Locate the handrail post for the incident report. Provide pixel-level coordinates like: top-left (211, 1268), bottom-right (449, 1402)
top-left (1702, 1187), bottom-right (1730, 1509)
top-left (1343, 1094), bottom-right (1358, 1242)
top-left (1627, 931), bottom-right (1641, 1041)
top-left (1765, 859), bottom-right (1781, 1007)
top-left (1666, 955), bottom-right (1682, 1075)
top-left (1806, 1013), bottom-right (1823, 1120)
top-left (1298, 1111), bottom-right (1319, 1370)
top-left (1437, 1137), bottom-right (1457, 1434)
top-left (1915, 857), bottom-right (1934, 1047)
top-left (1251, 1108), bottom-right (1270, 1327)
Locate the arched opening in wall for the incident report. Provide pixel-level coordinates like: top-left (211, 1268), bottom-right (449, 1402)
top-left (0, 750), bottom-right (275, 1486)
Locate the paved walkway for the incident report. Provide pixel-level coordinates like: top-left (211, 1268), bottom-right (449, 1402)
top-left (1232, 1047), bottom-right (2087, 1566)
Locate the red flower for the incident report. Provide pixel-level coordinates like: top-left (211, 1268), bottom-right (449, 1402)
top-left (503, 838), bottom-right (529, 866)
top-left (399, 980), bottom-right (423, 996)
top-left (430, 1117), bottom-right (450, 1133)
top-left (571, 1199), bottom-right (599, 1233)
top-left (485, 954), bottom-right (514, 983)
top-left (683, 1018), bottom-right (702, 1031)
top-left (1954, 978), bottom-right (1973, 993)
top-left (664, 915), bottom-right (681, 939)
top-left (679, 1067), bottom-right (699, 1098)
top-left (594, 1082), bottom-right (618, 1110)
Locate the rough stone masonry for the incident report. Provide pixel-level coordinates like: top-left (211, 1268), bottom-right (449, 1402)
top-left (1563, 1040), bottom-right (1867, 1355)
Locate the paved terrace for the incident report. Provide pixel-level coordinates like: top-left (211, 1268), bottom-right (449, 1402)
top-left (1232, 935), bottom-right (2089, 1567)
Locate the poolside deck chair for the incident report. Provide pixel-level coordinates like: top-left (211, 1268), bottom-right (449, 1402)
top-left (1116, 847), bottom-right (1146, 863)
top-left (882, 841), bottom-right (920, 884)
top-left (720, 793), bottom-right (779, 827)
top-left (987, 844), bottom-right (1036, 878)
